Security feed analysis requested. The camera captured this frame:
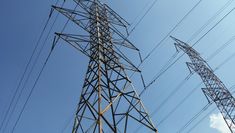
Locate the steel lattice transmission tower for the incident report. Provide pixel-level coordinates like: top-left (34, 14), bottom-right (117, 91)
top-left (52, 0), bottom-right (157, 132)
top-left (172, 36), bottom-right (235, 133)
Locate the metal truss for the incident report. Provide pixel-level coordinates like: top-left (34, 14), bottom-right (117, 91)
top-left (52, 0), bottom-right (157, 132)
top-left (172, 36), bottom-right (235, 133)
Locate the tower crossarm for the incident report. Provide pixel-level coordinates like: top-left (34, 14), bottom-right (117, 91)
top-left (55, 33), bottom-right (140, 72)
top-left (172, 36), bottom-right (235, 133)
top-left (52, 4), bottom-right (138, 51)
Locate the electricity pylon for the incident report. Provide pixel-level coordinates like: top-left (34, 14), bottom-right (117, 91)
top-left (52, 0), bottom-right (157, 132)
top-left (172, 36), bottom-right (235, 133)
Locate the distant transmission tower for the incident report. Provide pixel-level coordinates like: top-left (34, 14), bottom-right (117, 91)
top-left (172, 36), bottom-right (235, 133)
top-left (52, 0), bottom-right (157, 132)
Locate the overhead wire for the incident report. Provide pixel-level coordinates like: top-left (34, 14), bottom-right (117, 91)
top-left (20, 0), bottom-right (235, 132)
top-left (149, 34), bottom-right (235, 117)
top-left (141, 0), bottom-right (234, 91)
top-left (182, 86), bottom-right (235, 133)
top-left (3, 13), bottom-right (61, 133)
top-left (156, 82), bottom-right (203, 127)
top-left (141, 0), bottom-right (203, 63)
top-left (119, 0), bottom-right (235, 132)
top-left (134, 28), bottom-right (235, 132)
top-left (215, 50), bottom-right (235, 71)
top-left (11, 39), bottom-right (58, 133)
top-left (150, 74), bottom-right (192, 114)
top-left (114, 0), bottom-right (201, 93)
top-left (185, 107), bottom-right (216, 133)
top-left (192, 7), bottom-right (235, 47)
top-left (206, 35), bottom-right (235, 61)
top-left (137, 0), bottom-right (204, 96)
top-left (9, 0), bottom-right (85, 131)
top-left (139, 0), bottom-right (225, 80)
top-left (176, 103), bottom-right (212, 133)
top-left (129, 0), bottom-right (156, 28)
top-left (128, 1), bottom-right (235, 131)
top-left (187, 0), bottom-right (234, 43)
top-left (153, 45), bottom-right (235, 128)
top-left (140, 6), bottom-right (235, 97)
top-left (58, 0), bottom-right (235, 132)
top-left (128, 0), bottom-right (160, 35)
top-left (7, 1), bottom-right (72, 132)
top-left (11, 5), bottom-right (81, 133)
top-left (0, 0), bottom-right (61, 131)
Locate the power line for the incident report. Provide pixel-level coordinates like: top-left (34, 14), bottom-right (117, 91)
top-left (9, 3), bottom-right (79, 132)
top-left (128, 0), bottom-right (160, 34)
top-left (122, 0), bottom-right (202, 70)
top-left (192, 7), bottom-right (235, 47)
top-left (176, 103), bottom-right (211, 133)
top-left (141, 0), bottom-right (203, 64)
top-left (154, 41), bottom-right (235, 128)
top-left (187, 0), bottom-right (234, 43)
top-left (0, 1), bottom-right (58, 131)
top-left (11, 42), bottom-right (57, 133)
top-left (206, 35), bottom-right (235, 61)
top-left (142, 0), bottom-right (234, 74)
top-left (129, 0), bottom-right (155, 27)
top-left (140, 51), bottom-right (185, 96)
top-left (182, 86), bottom-right (235, 133)
top-left (140, 7), bottom-right (235, 96)
top-left (56, 0), bottom-right (234, 131)
top-left (2, 2), bottom-right (67, 132)
top-left (136, 36), bottom-right (233, 130)
top-left (149, 34), bottom-right (235, 117)
top-left (150, 74), bottom-right (192, 114)
top-left (133, 3), bottom-right (235, 131)
top-left (215, 50), bottom-right (235, 71)
top-left (156, 82), bottom-right (203, 126)
top-left (144, 0), bottom-right (235, 88)
top-left (185, 107), bottom-right (216, 133)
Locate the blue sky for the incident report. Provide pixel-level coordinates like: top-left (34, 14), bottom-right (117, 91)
top-left (1, 0), bottom-right (235, 133)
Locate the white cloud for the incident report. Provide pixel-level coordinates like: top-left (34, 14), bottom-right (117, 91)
top-left (209, 113), bottom-right (230, 133)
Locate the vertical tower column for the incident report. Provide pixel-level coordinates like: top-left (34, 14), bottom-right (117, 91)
top-left (53, 0), bottom-right (158, 132)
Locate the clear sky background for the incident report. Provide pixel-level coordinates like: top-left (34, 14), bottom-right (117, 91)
top-left (1, 0), bottom-right (235, 133)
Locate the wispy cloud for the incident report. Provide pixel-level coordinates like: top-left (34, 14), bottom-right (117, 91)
top-left (209, 113), bottom-right (230, 133)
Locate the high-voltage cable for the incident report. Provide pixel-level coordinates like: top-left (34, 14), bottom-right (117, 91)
top-left (141, 0), bottom-right (202, 63)
top-left (150, 35), bottom-right (235, 116)
top-left (3, 2), bottom-right (67, 132)
top-left (155, 47), bottom-right (235, 127)
top-left (187, 0), bottom-right (234, 43)
top-left (8, 2), bottom-right (80, 132)
top-left (177, 86), bottom-right (235, 133)
top-left (0, 0), bottom-right (61, 131)
top-left (142, 0), bottom-right (233, 69)
top-left (11, 38), bottom-right (58, 133)
top-left (150, 37), bottom-right (235, 128)
top-left (129, 0), bottom-right (160, 34)
top-left (141, 7), bottom-right (235, 96)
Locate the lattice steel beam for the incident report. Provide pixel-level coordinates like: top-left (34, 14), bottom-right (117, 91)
top-left (53, 0), bottom-right (157, 132)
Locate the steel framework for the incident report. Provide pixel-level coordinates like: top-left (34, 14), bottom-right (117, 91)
top-left (172, 36), bottom-right (235, 133)
top-left (52, 0), bottom-right (157, 132)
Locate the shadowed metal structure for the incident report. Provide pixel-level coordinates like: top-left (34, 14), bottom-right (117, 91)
top-left (52, 0), bottom-right (157, 132)
top-left (172, 36), bottom-right (235, 133)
